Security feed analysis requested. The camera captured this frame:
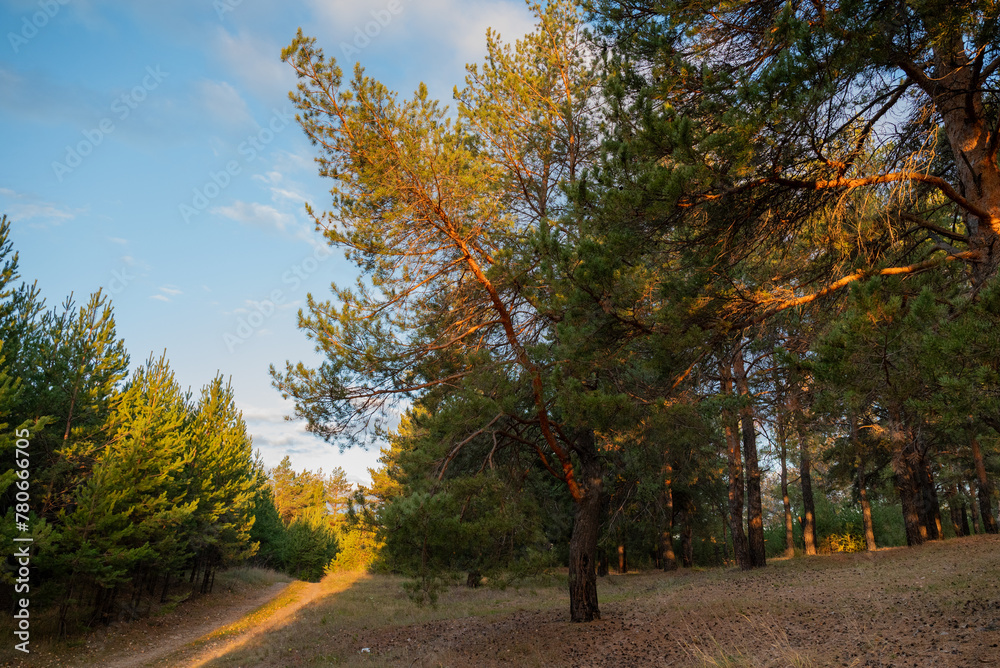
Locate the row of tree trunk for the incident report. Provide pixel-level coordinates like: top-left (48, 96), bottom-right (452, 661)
top-left (56, 555), bottom-right (219, 637)
top-left (720, 343), bottom-right (768, 569)
top-left (890, 409), bottom-right (999, 545)
top-left (571, 349), bottom-right (999, 621)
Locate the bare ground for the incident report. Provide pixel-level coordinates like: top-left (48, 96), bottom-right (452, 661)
top-left (9, 535), bottom-right (1000, 667)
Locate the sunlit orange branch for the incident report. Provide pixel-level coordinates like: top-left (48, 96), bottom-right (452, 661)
top-left (771, 173), bottom-right (995, 225)
top-left (757, 250), bottom-right (982, 321)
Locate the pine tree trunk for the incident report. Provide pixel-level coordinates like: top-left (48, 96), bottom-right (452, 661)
top-left (681, 504), bottom-right (694, 568)
top-left (788, 387), bottom-right (817, 555)
top-left (971, 437), bottom-right (999, 533)
top-left (859, 481), bottom-right (877, 551)
top-left (858, 469), bottom-right (877, 551)
top-left (720, 358), bottom-right (750, 569)
top-left (568, 433), bottom-right (602, 622)
top-left (58, 580), bottom-right (75, 638)
top-left (661, 461), bottom-right (678, 571)
top-left (961, 496), bottom-right (972, 536)
top-left (947, 485), bottom-right (965, 537)
top-left (852, 417), bottom-right (877, 551)
top-left (918, 457), bottom-right (943, 540)
top-left (201, 561), bottom-right (213, 595)
top-left (779, 413), bottom-right (795, 558)
top-left (918, 27), bottom-right (1000, 287)
top-left (160, 572), bottom-right (171, 603)
top-left (733, 347), bottom-right (765, 568)
top-left (720, 501), bottom-right (731, 565)
top-left (63, 385), bottom-right (78, 441)
top-left (798, 427), bottom-right (818, 555)
top-left (896, 465), bottom-right (928, 546)
top-left (968, 481), bottom-right (982, 534)
top-left (888, 407), bottom-right (926, 546)
top-left (617, 543), bottom-right (627, 574)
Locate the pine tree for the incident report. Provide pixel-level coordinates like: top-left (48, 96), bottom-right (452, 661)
top-left (30, 291), bottom-right (129, 519)
top-left (186, 376), bottom-right (259, 577)
top-left (274, 2), bottom-right (614, 621)
top-left (55, 354), bottom-right (195, 627)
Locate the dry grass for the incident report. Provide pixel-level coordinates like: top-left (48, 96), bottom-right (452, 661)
top-left (197, 570), bottom-right (574, 668)
top-left (681, 614), bottom-right (814, 667)
top-left (11, 535), bottom-right (1000, 667)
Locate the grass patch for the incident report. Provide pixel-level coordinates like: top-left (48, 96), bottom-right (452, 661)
top-left (682, 614), bottom-right (815, 667)
top-left (215, 566), bottom-right (291, 593)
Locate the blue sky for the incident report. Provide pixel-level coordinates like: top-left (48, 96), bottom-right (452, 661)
top-left (0, 0), bottom-right (536, 485)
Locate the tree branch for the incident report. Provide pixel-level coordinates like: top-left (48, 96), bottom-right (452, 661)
top-left (755, 251), bottom-right (983, 321)
top-left (437, 413), bottom-right (504, 480)
top-left (900, 212), bottom-right (969, 243)
top-left (771, 172), bottom-right (995, 225)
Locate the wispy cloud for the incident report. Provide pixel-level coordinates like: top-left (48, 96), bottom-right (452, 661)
top-left (150, 285), bottom-right (182, 302)
top-left (212, 27), bottom-right (296, 104)
top-left (0, 188), bottom-right (82, 227)
top-left (195, 79), bottom-right (255, 128)
top-left (212, 200), bottom-right (296, 234)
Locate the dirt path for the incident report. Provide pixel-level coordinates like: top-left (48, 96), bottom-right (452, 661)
top-left (129, 571), bottom-right (366, 668)
top-left (146, 580), bottom-right (328, 668)
top-left (100, 581), bottom-right (297, 668)
top-left (8, 579), bottom-right (294, 668)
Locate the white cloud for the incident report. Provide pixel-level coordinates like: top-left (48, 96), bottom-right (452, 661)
top-left (427, 0), bottom-right (537, 65)
top-left (269, 186), bottom-right (308, 204)
top-left (0, 188), bottom-right (82, 227)
top-left (150, 285), bottom-right (182, 302)
top-left (121, 255), bottom-right (152, 271)
top-left (303, 0), bottom-right (399, 37)
top-left (241, 406), bottom-right (382, 485)
top-left (196, 79), bottom-right (255, 128)
top-left (271, 150), bottom-right (314, 173)
top-left (213, 27), bottom-right (297, 104)
top-left (212, 200), bottom-right (296, 234)
top-left (301, 0), bottom-right (534, 68)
